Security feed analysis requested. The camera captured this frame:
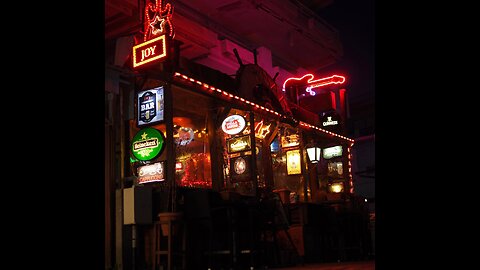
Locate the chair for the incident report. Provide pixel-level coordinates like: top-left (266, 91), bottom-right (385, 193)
top-left (256, 191), bottom-right (301, 267)
top-left (183, 189), bottom-right (236, 270)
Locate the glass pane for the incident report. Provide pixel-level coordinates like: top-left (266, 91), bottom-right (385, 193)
top-left (173, 86), bottom-right (212, 189)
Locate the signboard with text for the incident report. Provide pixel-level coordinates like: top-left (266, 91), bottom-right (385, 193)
top-left (137, 87), bottom-right (164, 127)
top-left (222, 114), bottom-right (246, 135)
top-left (227, 135), bottom-right (251, 154)
top-left (131, 127), bottom-right (166, 161)
top-left (137, 162), bottom-right (165, 184)
top-left (133, 35), bottom-right (167, 68)
top-left (323, 145), bottom-right (343, 159)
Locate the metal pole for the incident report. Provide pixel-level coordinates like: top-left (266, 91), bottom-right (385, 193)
top-left (132, 224), bottom-right (136, 270)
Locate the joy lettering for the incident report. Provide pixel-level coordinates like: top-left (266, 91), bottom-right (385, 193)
top-left (141, 45), bottom-right (157, 61)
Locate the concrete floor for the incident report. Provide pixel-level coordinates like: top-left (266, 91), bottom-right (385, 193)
top-left (274, 260), bottom-right (375, 270)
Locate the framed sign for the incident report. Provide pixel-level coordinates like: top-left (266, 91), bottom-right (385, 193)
top-left (286, 149), bottom-right (302, 175)
top-left (226, 135), bottom-right (251, 154)
top-left (323, 145), bottom-right (343, 159)
top-left (137, 87), bottom-right (164, 127)
top-left (137, 161), bottom-right (165, 184)
top-left (131, 127), bottom-right (166, 161)
top-left (327, 161), bottom-right (344, 177)
top-left (281, 134), bottom-right (300, 148)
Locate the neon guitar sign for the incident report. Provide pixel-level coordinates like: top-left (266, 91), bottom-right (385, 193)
top-left (282, 74), bottom-right (346, 97)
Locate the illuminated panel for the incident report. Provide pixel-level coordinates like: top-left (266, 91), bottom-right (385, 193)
top-left (286, 149), bottom-right (302, 175)
top-left (227, 135), bottom-right (252, 154)
top-left (329, 182), bottom-right (344, 193)
top-left (132, 35), bottom-right (167, 68)
top-left (172, 72), bottom-right (355, 143)
top-left (137, 162), bottom-right (165, 184)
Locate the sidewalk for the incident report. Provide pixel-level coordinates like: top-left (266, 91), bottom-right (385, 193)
top-left (274, 260), bottom-right (375, 270)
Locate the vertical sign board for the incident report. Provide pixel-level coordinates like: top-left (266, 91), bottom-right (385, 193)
top-left (137, 87), bottom-right (164, 127)
top-left (286, 149), bottom-right (302, 175)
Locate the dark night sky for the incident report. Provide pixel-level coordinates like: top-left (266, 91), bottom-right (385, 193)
top-left (316, 0), bottom-right (375, 104)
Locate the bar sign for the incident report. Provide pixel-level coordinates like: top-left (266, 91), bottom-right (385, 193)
top-left (132, 35), bottom-right (167, 68)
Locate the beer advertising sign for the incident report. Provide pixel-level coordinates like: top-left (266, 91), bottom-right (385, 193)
top-left (131, 127), bottom-right (165, 161)
top-left (137, 162), bottom-right (165, 184)
top-left (323, 145), bottom-right (343, 159)
top-left (137, 87), bottom-right (164, 126)
top-left (222, 114), bottom-right (246, 135)
top-left (226, 135), bottom-right (251, 154)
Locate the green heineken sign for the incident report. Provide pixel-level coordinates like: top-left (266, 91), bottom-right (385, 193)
top-left (131, 127), bottom-right (165, 161)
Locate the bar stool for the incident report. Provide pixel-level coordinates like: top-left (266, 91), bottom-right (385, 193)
top-left (153, 212), bottom-right (187, 270)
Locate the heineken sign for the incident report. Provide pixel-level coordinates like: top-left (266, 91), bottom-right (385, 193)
top-left (137, 87), bottom-right (164, 127)
top-left (131, 127), bottom-right (165, 161)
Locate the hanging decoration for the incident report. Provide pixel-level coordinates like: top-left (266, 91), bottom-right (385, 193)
top-left (132, 0), bottom-right (175, 68)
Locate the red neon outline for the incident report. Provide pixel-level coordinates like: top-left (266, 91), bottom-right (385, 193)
top-left (144, 0), bottom-right (174, 41)
top-left (282, 74), bottom-right (346, 92)
top-left (132, 35), bottom-right (167, 68)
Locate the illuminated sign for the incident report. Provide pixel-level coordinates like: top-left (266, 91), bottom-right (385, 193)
top-left (283, 74), bottom-right (346, 93)
top-left (137, 162), bottom-right (165, 184)
top-left (222, 114), bottom-right (246, 135)
top-left (323, 146), bottom-right (343, 159)
top-left (175, 162), bottom-right (183, 172)
top-left (227, 135), bottom-right (251, 153)
top-left (131, 127), bottom-right (165, 161)
top-left (281, 134), bottom-right (300, 148)
top-left (174, 126), bottom-right (194, 146)
top-left (143, 0), bottom-right (174, 41)
top-left (323, 116), bottom-right (338, 126)
top-left (320, 110), bottom-right (341, 131)
top-left (132, 35), bottom-right (167, 68)
top-left (137, 87), bottom-right (164, 126)
top-left (132, 0), bottom-right (174, 68)
top-left (286, 149), bottom-right (301, 175)
top-left (230, 155), bottom-right (252, 183)
top-left (329, 182), bottom-right (344, 193)
top-left (254, 120), bottom-right (271, 139)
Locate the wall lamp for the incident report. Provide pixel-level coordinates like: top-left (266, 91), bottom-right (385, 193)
top-left (306, 146), bottom-right (321, 163)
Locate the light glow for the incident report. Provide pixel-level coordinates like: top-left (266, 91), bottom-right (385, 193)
top-left (132, 35), bottom-right (167, 68)
top-left (330, 183), bottom-right (344, 193)
top-left (282, 74), bottom-right (346, 95)
top-left (144, 0), bottom-right (174, 41)
top-left (306, 147), bottom-right (321, 163)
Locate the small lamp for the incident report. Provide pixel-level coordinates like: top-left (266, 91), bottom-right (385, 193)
top-left (306, 146), bottom-right (321, 163)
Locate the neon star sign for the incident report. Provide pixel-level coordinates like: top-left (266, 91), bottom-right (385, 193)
top-left (144, 0), bottom-right (174, 41)
top-left (132, 0), bottom-right (174, 68)
top-left (282, 74), bottom-right (346, 96)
